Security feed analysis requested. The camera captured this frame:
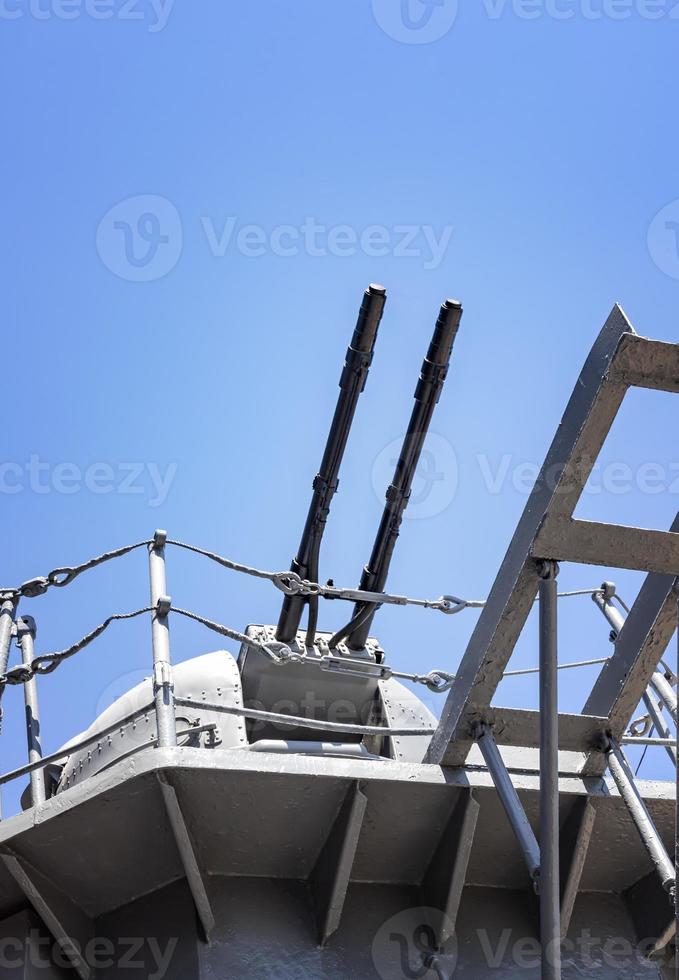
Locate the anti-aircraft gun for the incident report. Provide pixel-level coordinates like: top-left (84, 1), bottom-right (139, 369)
top-left (239, 294), bottom-right (462, 749)
top-left (4, 294), bottom-right (678, 978)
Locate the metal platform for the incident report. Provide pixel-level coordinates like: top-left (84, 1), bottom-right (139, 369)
top-left (0, 745), bottom-right (675, 978)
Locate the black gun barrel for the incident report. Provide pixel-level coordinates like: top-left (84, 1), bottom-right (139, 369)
top-left (275, 284), bottom-right (387, 643)
top-left (342, 298), bottom-right (463, 651)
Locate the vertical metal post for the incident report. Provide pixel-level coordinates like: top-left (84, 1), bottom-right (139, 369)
top-left (0, 596), bottom-right (16, 682)
top-left (676, 599), bottom-right (678, 979)
top-left (16, 617), bottom-right (45, 807)
top-left (538, 560), bottom-right (561, 980)
top-left (149, 530), bottom-right (176, 747)
top-left (0, 596), bottom-right (17, 819)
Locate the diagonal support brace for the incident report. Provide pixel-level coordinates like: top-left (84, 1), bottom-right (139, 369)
top-left (0, 849), bottom-right (93, 980)
top-left (559, 798), bottom-right (597, 938)
top-left (157, 773), bottom-right (215, 942)
top-left (474, 724), bottom-right (540, 890)
top-left (606, 741), bottom-right (675, 896)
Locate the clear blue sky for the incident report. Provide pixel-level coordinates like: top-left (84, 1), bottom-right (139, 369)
top-left (1, 1), bottom-right (678, 814)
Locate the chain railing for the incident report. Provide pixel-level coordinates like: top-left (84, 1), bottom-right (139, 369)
top-left (0, 529), bottom-right (672, 816)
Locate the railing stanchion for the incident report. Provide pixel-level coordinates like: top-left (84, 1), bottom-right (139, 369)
top-left (0, 596), bottom-right (17, 683)
top-left (149, 529), bottom-right (177, 747)
top-left (0, 595), bottom-right (17, 818)
top-left (16, 616), bottom-right (45, 806)
top-left (539, 560), bottom-right (561, 980)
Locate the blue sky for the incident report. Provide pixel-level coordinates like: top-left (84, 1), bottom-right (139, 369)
top-left (0, 1), bottom-right (678, 814)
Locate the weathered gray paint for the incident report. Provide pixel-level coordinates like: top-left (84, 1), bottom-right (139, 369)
top-left (584, 529), bottom-right (679, 738)
top-left (0, 909), bottom-right (76, 978)
top-left (559, 798), bottom-right (597, 938)
top-left (532, 516), bottom-right (679, 575)
top-left (608, 333), bottom-right (679, 392)
top-left (310, 779), bottom-right (368, 945)
top-left (239, 625), bottom-right (383, 743)
top-left (426, 305), bottom-right (635, 767)
top-left (624, 870), bottom-right (675, 962)
top-left (0, 852), bottom-right (92, 978)
top-left (54, 651), bottom-right (246, 794)
top-left (95, 879), bottom-right (200, 980)
top-left (421, 789), bottom-right (480, 948)
top-left (12, 876), bottom-right (657, 978)
top-left (426, 310), bottom-right (679, 777)
top-left (538, 565), bottom-right (561, 978)
top-left (157, 773), bottom-right (215, 941)
top-left (0, 738), bottom-right (675, 975)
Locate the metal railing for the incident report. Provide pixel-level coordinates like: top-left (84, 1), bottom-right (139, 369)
top-left (0, 527), bottom-right (477, 814)
top-left (0, 531), bottom-right (673, 823)
top-left (0, 529), bottom-right (676, 980)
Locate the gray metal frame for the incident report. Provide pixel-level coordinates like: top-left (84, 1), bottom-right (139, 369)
top-left (16, 617), bottom-right (45, 808)
top-left (422, 306), bottom-right (679, 977)
top-left (426, 306), bottom-right (679, 771)
top-left (539, 562), bottom-right (561, 978)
